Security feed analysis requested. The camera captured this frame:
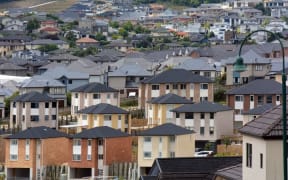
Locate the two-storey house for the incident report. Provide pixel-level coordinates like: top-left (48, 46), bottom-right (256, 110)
top-left (139, 69), bottom-right (214, 110)
top-left (243, 103), bottom-right (275, 125)
top-left (70, 83), bottom-right (119, 115)
top-left (5, 126), bottom-right (70, 180)
top-left (137, 123), bottom-right (195, 177)
top-left (226, 79), bottom-right (284, 127)
top-left (171, 101), bottom-right (234, 149)
top-left (146, 93), bottom-right (193, 126)
top-left (69, 126), bottom-right (132, 179)
top-left (10, 92), bottom-right (59, 130)
top-left (76, 103), bottom-right (130, 133)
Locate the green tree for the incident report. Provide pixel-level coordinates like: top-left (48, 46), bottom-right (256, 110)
top-left (255, 3), bottom-right (271, 16)
top-left (119, 28), bottom-right (129, 38)
top-left (109, 21), bottom-right (119, 29)
top-left (4, 91), bottom-right (19, 118)
top-left (26, 19), bottom-right (40, 33)
top-left (95, 33), bottom-right (107, 41)
top-left (38, 44), bottom-right (58, 52)
top-left (122, 21), bottom-right (133, 32)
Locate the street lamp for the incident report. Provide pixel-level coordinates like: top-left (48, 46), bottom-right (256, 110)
top-left (235, 29), bottom-right (287, 180)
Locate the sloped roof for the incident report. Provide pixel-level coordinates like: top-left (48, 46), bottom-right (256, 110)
top-left (138, 123), bottom-right (195, 136)
top-left (77, 103), bottom-right (128, 114)
top-left (6, 126), bottom-right (68, 139)
top-left (13, 91), bottom-right (54, 102)
top-left (171, 101), bottom-right (232, 113)
top-left (148, 93), bottom-right (193, 104)
top-left (0, 62), bottom-right (26, 70)
top-left (142, 69), bottom-right (212, 84)
top-left (174, 57), bottom-right (217, 71)
top-left (226, 79), bottom-right (284, 95)
top-left (73, 126), bottom-right (129, 138)
top-left (18, 76), bottom-right (65, 88)
top-left (71, 82), bottom-right (117, 93)
top-left (239, 104), bottom-right (288, 139)
top-left (224, 49), bottom-right (270, 65)
top-left (41, 66), bottom-right (89, 79)
top-left (76, 37), bottom-right (98, 43)
top-left (109, 64), bottom-right (152, 77)
top-left (214, 163), bottom-right (242, 180)
top-left (243, 103), bottom-right (275, 115)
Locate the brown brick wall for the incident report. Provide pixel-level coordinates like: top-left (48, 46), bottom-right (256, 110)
top-left (243, 95), bottom-right (250, 112)
top-left (227, 95), bottom-right (234, 108)
top-left (208, 83), bottom-right (214, 102)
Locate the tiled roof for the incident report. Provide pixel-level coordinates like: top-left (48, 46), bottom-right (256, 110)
top-left (142, 69), bottom-right (212, 84)
top-left (6, 126), bottom-right (68, 139)
top-left (148, 93), bottom-right (193, 104)
top-left (243, 103), bottom-right (275, 115)
top-left (239, 104), bottom-right (288, 139)
top-left (171, 101), bottom-right (232, 113)
top-left (214, 163), bottom-right (242, 180)
top-left (73, 126), bottom-right (129, 138)
top-left (226, 79), bottom-right (284, 95)
top-left (76, 37), bottom-right (98, 43)
top-left (18, 77), bottom-right (65, 88)
top-left (13, 91), bottom-right (54, 102)
top-left (108, 64), bottom-right (152, 77)
top-left (77, 103), bottom-right (128, 114)
top-left (0, 62), bottom-right (26, 70)
top-left (138, 123), bottom-right (195, 136)
top-left (70, 82), bottom-right (118, 93)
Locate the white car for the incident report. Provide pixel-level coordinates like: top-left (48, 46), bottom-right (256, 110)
top-left (194, 151), bottom-right (214, 157)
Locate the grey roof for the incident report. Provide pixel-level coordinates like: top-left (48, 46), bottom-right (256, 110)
top-left (13, 91), bottom-right (54, 102)
top-left (73, 126), bottom-right (129, 138)
top-left (171, 101), bottom-right (232, 113)
top-left (214, 163), bottom-right (242, 180)
top-left (0, 62), bottom-right (26, 70)
top-left (224, 50), bottom-right (270, 65)
top-left (30, 39), bottom-right (67, 45)
top-left (174, 57), bottom-right (217, 71)
top-left (148, 93), bottom-right (193, 104)
top-left (239, 104), bottom-right (288, 139)
top-left (138, 123), bottom-right (195, 136)
top-left (67, 58), bottom-right (105, 76)
top-left (41, 66), bottom-right (89, 80)
top-left (226, 79), bottom-right (284, 95)
top-left (18, 77), bottom-right (65, 88)
top-left (47, 53), bottom-right (78, 61)
top-left (6, 126), bottom-right (68, 139)
top-left (109, 64), bottom-right (152, 77)
top-left (243, 103), bottom-right (275, 115)
top-left (92, 49), bottom-right (125, 62)
top-left (77, 103), bottom-right (128, 114)
top-left (110, 56), bottom-right (153, 70)
top-left (71, 82), bottom-right (118, 93)
top-left (142, 69), bottom-right (213, 84)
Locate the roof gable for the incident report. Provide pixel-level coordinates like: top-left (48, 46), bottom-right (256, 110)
top-left (77, 103), bottom-right (128, 114)
top-left (70, 82), bottom-right (118, 93)
top-left (138, 123), bottom-right (194, 136)
top-left (73, 126), bottom-right (129, 138)
top-left (148, 93), bottom-right (193, 104)
top-left (171, 101), bottom-right (232, 113)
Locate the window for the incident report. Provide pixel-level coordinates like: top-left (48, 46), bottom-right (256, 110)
top-left (190, 84), bottom-right (194, 89)
top-left (104, 115), bottom-right (111, 121)
top-left (10, 139), bottom-right (18, 160)
top-left (180, 84), bottom-right (186, 89)
top-left (75, 93), bottom-right (78, 98)
top-left (260, 153), bottom-right (263, 168)
top-left (85, 94), bottom-right (87, 99)
top-left (144, 152), bottom-right (151, 158)
top-left (73, 154), bottom-right (81, 161)
top-left (144, 137), bottom-right (151, 142)
top-left (257, 95), bottom-right (264, 105)
top-left (185, 112), bottom-right (194, 119)
top-left (204, 72), bottom-right (211, 78)
top-left (52, 115), bottom-right (57, 120)
top-left (255, 65), bottom-right (263, 71)
top-left (166, 85), bottom-right (170, 90)
top-left (98, 139), bottom-right (103, 146)
top-left (12, 102), bottom-right (16, 108)
top-left (31, 102), bottom-right (39, 108)
top-left (200, 83), bottom-right (208, 89)
top-left (22, 115), bottom-right (25, 122)
top-left (277, 95), bottom-right (280, 101)
top-left (246, 143), bottom-right (252, 168)
top-left (52, 102), bottom-right (57, 108)
top-left (200, 113), bottom-right (205, 119)
top-left (45, 115), bottom-right (49, 121)
top-left (176, 112), bottom-right (180, 118)
top-left (118, 115), bottom-right (122, 121)
top-left (98, 154), bottom-right (103, 159)
top-left (45, 102), bottom-right (49, 108)
top-left (209, 127), bottom-right (214, 135)
top-left (87, 139), bottom-right (92, 160)
top-left (22, 103), bottom-right (25, 108)
top-left (250, 95), bottom-right (254, 102)
top-left (266, 95), bottom-right (272, 103)
top-left (93, 93), bottom-right (100, 99)
top-left (73, 139), bottom-right (81, 161)
top-left (200, 127), bottom-right (205, 135)
top-left (173, 84), bottom-right (178, 90)
top-left (169, 136), bottom-right (175, 142)
top-left (12, 115), bottom-right (16, 124)
top-left (235, 95), bottom-right (243, 102)
top-left (25, 139), bottom-right (30, 160)
top-left (170, 152), bottom-right (175, 158)
top-left (73, 139), bottom-right (81, 146)
top-left (31, 116), bottom-right (39, 121)
top-left (107, 94), bottom-right (111, 99)
top-left (210, 113), bottom-right (214, 119)
top-left (200, 97), bottom-right (208, 102)
top-left (151, 84), bottom-right (159, 90)
top-left (113, 92), bottom-right (118, 98)
top-left (68, 80), bottom-right (72, 84)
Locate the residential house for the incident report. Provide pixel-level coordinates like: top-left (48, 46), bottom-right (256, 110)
top-left (243, 103), bottom-right (275, 125)
top-left (76, 103), bottom-right (130, 133)
top-left (137, 123), bottom-right (195, 177)
top-left (69, 126), bottom-right (132, 179)
top-left (1, 17), bottom-right (25, 31)
top-left (146, 93), bottom-right (193, 126)
top-left (70, 83), bottom-right (119, 115)
top-left (171, 101), bottom-right (234, 149)
top-left (10, 91), bottom-right (59, 130)
top-left (46, 53), bottom-right (78, 64)
top-left (0, 88), bottom-right (7, 118)
top-left (0, 62), bottom-right (27, 76)
top-left (105, 41), bottom-right (133, 53)
top-left (138, 69), bottom-right (214, 110)
top-left (226, 79), bottom-right (284, 127)
top-left (26, 39), bottom-right (69, 50)
top-left (17, 77), bottom-right (67, 107)
top-left (239, 104), bottom-right (287, 180)
top-left (78, 18), bottom-right (109, 35)
top-left (39, 20), bottom-right (57, 30)
top-left (141, 156), bottom-right (242, 179)
top-left (222, 50), bottom-right (271, 85)
top-left (76, 37), bottom-right (99, 49)
top-left (108, 64), bottom-right (152, 98)
top-left (4, 126), bottom-right (70, 180)
top-left (88, 49), bottom-right (125, 65)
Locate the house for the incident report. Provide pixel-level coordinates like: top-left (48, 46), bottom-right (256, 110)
top-left (105, 41), bottom-right (133, 53)
top-left (222, 50), bottom-right (271, 85)
top-left (69, 126), bottom-right (132, 179)
top-left (138, 69), bottom-right (214, 110)
top-left (141, 156), bottom-right (242, 179)
top-left (89, 49), bottom-right (125, 65)
top-left (137, 123), bottom-right (195, 177)
top-left (75, 103), bottom-right (130, 133)
top-left (108, 64), bottom-right (153, 98)
top-left (76, 37), bottom-right (99, 49)
top-left (226, 79), bottom-right (284, 127)
top-left (46, 53), bottom-right (78, 64)
top-left (0, 88), bottom-right (7, 118)
top-left (17, 77), bottom-right (67, 107)
top-left (1, 17), bottom-right (25, 31)
top-left (10, 91), bottom-right (59, 130)
top-left (70, 83), bottom-right (119, 115)
top-left (146, 93), bottom-right (193, 126)
top-left (40, 20), bottom-right (57, 30)
top-left (239, 104), bottom-right (287, 180)
top-left (171, 101), bottom-right (234, 149)
top-left (242, 103), bottom-right (275, 125)
top-left (26, 39), bottom-right (69, 50)
top-left (4, 126), bottom-right (70, 180)
top-left (0, 62), bottom-right (27, 76)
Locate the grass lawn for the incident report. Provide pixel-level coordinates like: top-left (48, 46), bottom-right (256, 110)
top-left (34, 0), bottom-right (78, 13)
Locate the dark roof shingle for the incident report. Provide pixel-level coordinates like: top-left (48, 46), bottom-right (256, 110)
top-left (13, 91), bottom-right (54, 102)
top-left (138, 123), bottom-right (194, 136)
top-left (73, 126), bottom-right (129, 138)
top-left (148, 93), bottom-right (193, 104)
top-left (77, 103), bottom-right (129, 114)
top-left (171, 101), bottom-right (232, 113)
top-left (71, 82), bottom-right (118, 93)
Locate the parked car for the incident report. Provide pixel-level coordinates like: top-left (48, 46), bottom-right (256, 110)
top-left (194, 151), bottom-right (214, 157)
